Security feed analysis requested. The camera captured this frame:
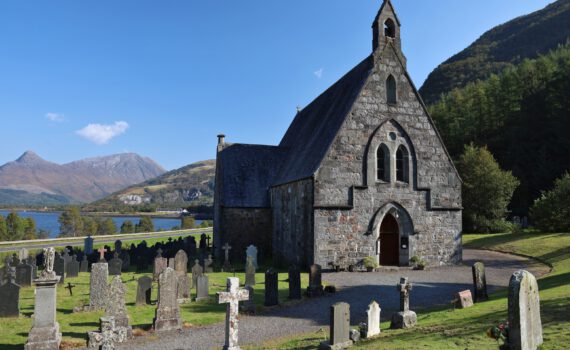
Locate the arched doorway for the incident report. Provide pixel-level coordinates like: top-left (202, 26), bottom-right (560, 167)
top-left (379, 213), bottom-right (399, 266)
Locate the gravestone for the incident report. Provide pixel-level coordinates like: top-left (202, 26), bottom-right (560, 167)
top-left (26, 256), bottom-right (38, 278)
top-left (120, 251), bottom-right (130, 271)
top-left (174, 250), bottom-right (188, 276)
top-left (204, 254), bottom-right (214, 273)
top-left (391, 277), bottom-right (417, 329)
top-left (507, 270), bottom-right (543, 350)
top-left (245, 256), bottom-right (256, 287)
top-left (186, 236), bottom-right (197, 256)
top-left (174, 250), bottom-right (190, 300)
top-left (168, 258), bottom-right (175, 268)
top-left (105, 275), bottom-right (132, 339)
top-left (62, 249), bottom-right (72, 265)
top-left (88, 316), bottom-right (128, 350)
top-left (264, 268), bottom-right (278, 306)
top-left (222, 243), bottom-right (232, 271)
top-left (19, 248), bottom-right (29, 262)
top-left (240, 285), bottom-right (255, 314)
top-left (16, 262), bottom-right (33, 287)
top-left (0, 269), bottom-right (20, 317)
top-left (80, 255), bottom-right (89, 272)
top-left (84, 235), bottom-right (94, 255)
top-left (246, 245), bottom-right (259, 269)
top-left (288, 265), bottom-right (301, 299)
top-left (153, 248), bottom-right (168, 281)
top-left (114, 240), bottom-right (123, 253)
top-left (136, 276), bottom-right (153, 306)
top-left (97, 247), bottom-right (107, 262)
top-left (89, 262), bottom-right (109, 310)
top-left (363, 301), bottom-right (381, 338)
top-left (53, 253), bottom-right (65, 285)
top-left (472, 262), bottom-right (488, 302)
top-left (191, 259), bottom-right (203, 289)
top-left (307, 264), bottom-right (324, 297)
top-left (24, 247), bottom-right (62, 350)
top-left (66, 256), bottom-right (80, 278)
top-left (319, 302), bottom-right (352, 350)
top-left (153, 267), bottom-right (182, 332)
top-left (217, 277), bottom-right (250, 350)
top-left (199, 233), bottom-right (207, 251)
top-left (455, 290), bottom-right (474, 309)
top-left (108, 253), bottom-right (123, 276)
top-left (195, 275), bottom-right (210, 301)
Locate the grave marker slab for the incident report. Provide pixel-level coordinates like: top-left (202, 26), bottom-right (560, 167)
top-left (108, 253), bottom-right (123, 276)
top-left (264, 268), bottom-right (278, 306)
top-left (307, 264), bottom-right (324, 297)
top-left (89, 262), bottom-right (109, 310)
top-left (222, 243), bottom-right (232, 272)
top-left (195, 275), bottom-right (210, 301)
top-left (245, 256), bottom-right (256, 287)
top-left (204, 254), bottom-right (214, 273)
top-left (66, 257), bottom-right (80, 278)
top-left (153, 267), bottom-right (182, 332)
top-left (0, 271), bottom-right (20, 317)
top-left (136, 276), bottom-right (153, 306)
top-left (288, 265), bottom-right (301, 299)
top-left (16, 262), bottom-right (33, 287)
top-left (153, 249), bottom-right (168, 281)
top-left (191, 259), bottom-right (203, 289)
top-left (472, 262), bottom-right (488, 302)
top-left (363, 301), bottom-right (381, 338)
top-left (80, 255), bottom-right (89, 272)
top-left (246, 245), bottom-right (258, 269)
top-left (105, 275), bottom-right (132, 339)
top-left (53, 253), bottom-right (65, 285)
top-left (455, 290), bottom-right (474, 309)
top-left (508, 270), bottom-right (543, 350)
top-left (319, 302), bottom-right (352, 350)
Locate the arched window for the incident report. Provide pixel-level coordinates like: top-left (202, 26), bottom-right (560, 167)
top-left (396, 145), bottom-right (409, 183)
top-left (387, 75), bottom-right (397, 105)
top-left (376, 144), bottom-right (390, 182)
top-left (384, 19), bottom-right (396, 38)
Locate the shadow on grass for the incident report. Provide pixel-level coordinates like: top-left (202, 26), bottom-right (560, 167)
top-left (0, 344), bottom-right (23, 350)
top-left (69, 321), bottom-right (99, 327)
top-left (537, 246), bottom-right (570, 265)
top-left (62, 331), bottom-right (89, 339)
top-left (56, 308), bottom-right (74, 315)
top-left (462, 232), bottom-right (532, 249)
top-left (538, 271), bottom-right (570, 291)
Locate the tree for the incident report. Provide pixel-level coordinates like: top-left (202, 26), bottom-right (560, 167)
top-left (24, 217), bottom-right (36, 240)
top-left (6, 212), bottom-right (25, 240)
top-left (0, 215), bottom-right (8, 241)
top-left (181, 216), bottom-right (195, 229)
top-left (457, 144), bottom-right (520, 233)
top-left (82, 216), bottom-right (98, 236)
top-left (135, 217), bottom-right (154, 233)
top-left (120, 220), bottom-right (135, 234)
top-left (58, 207), bottom-right (84, 237)
top-left (531, 173), bottom-right (570, 232)
top-left (97, 218), bottom-right (116, 236)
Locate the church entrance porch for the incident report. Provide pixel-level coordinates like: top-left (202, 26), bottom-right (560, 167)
top-left (372, 202), bottom-right (413, 267)
top-left (379, 213), bottom-right (400, 266)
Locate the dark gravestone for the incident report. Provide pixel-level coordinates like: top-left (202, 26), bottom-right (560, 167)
top-left (0, 274), bottom-right (20, 317)
top-left (307, 264), bottom-right (324, 297)
top-left (472, 262), bottom-right (488, 302)
top-left (16, 263), bottom-right (33, 287)
top-left (84, 235), bottom-right (94, 255)
top-left (114, 240), bottom-right (123, 253)
top-left (120, 251), bottom-right (130, 271)
top-left (264, 269), bottom-right (278, 307)
top-left (109, 253), bottom-right (123, 276)
top-left (66, 257), bottom-right (80, 278)
top-left (26, 256), bottom-right (37, 279)
top-left (54, 254), bottom-right (65, 285)
top-left (199, 233), bottom-right (207, 251)
top-left (136, 276), bottom-right (153, 306)
top-left (288, 266), bottom-right (302, 300)
top-left (80, 255), bottom-right (89, 272)
top-left (319, 302), bottom-right (352, 349)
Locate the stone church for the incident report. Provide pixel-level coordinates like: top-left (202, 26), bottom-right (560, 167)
top-left (214, 0), bottom-right (462, 269)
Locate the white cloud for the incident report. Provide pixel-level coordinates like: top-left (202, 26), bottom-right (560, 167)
top-left (314, 68), bottom-right (324, 79)
top-left (76, 121), bottom-right (129, 145)
top-left (46, 112), bottom-right (65, 122)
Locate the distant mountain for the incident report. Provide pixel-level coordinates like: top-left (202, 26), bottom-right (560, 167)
top-left (85, 159), bottom-right (216, 211)
top-left (0, 151), bottom-right (166, 205)
top-left (420, 0), bottom-right (570, 105)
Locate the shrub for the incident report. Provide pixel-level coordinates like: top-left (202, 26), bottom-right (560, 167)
top-left (530, 173), bottom-right (570, 232)
top-left (363, 256), bottom-right (379, 270)
top-left (410, 255), bottom-right (427, 270)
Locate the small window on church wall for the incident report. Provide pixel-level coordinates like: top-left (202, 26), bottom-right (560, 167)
top-left (376, 144), bottom-right (390, 182)
top-left (396, 145), bottom-right (409, 183)
top-left (384, 19), bottom-right (396, 38)
top-left (387, 75), bottom-right (397, 105)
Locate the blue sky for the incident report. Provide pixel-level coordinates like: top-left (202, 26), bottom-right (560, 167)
top-left (0, 0), bottom-right (555, 170)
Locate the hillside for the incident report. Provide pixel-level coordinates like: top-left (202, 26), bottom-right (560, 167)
top-left (420, 0), bottom-right (570, 104)
top-left (0, 151), bottom-right (165, 205)
top-left (85, 159), bottom-right (216, 211)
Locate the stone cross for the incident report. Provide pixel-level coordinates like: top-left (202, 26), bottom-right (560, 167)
top-left (88, 316), bottom-right (128, 350)
top-left (97, 247), bottom-right (107, 262)
top-left (398, 277), bottom-right (412, 312)
top-left (66, 282), bottom-right (75, 296)
top-left (222, 243), bottom-right (232, 263)
top-left (217, 277), bottom-right (249, 350)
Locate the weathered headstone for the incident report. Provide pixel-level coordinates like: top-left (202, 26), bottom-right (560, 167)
top-left (88, 316), bottom-right (128, 350)
top-left (0, 268), bottom-right (20, 317)
top-left (174, 250), bottom-right (188, 276)
top-left (390, 277), bottom-right (417, 329)
top-left (240, 285), bottom-right (255, 314)
top-left (455, 290), bottom-right (474, 309)
top-left (319, 302), bottom-right (352, 350)
top-left (246, 245), bottom-right (258, 269)
top-left (174, 250), bottom-right (190, 300)
top-left (153, 248), bottom-right (168, 281)
top-left (217, 277), bottom-right (249, 350)
top-left (19, 248), bottom-right (29, 262)
top-left (84, 235), bottom-right (94, 255)
top-left (120, 251), bottom-right (130, 271)
top-left (153, 267), bottom-right (182, 332)
top-left (507, 270), bottom-right (543, 350)
top-left (363, 301), bottom-right (381, 338)
top-left (264, 268), bottom-right (278, 307)
top-left (66, 256), bottom-right (80, 278)
top-left (108, 252), bottom-right (123, 276)
top-left (24, 247), bottom-right (62, 350)
top-left (89, 261), bottom-right (109, 310)
top-left (114, 240), bottom-right (123, 253)
top-left (80, 255), bottom-right (89, 272)
top-left (195, 275), bottom-right (210, 301)
top-left (204, 254), bottom-right (214, 273)
top-left (307, 264), bottom-right (324, 297)
top-left (136, 276), bottom-right (153, 306)
top-left (26, 256), bottom-right (38, 278)
top-left (16, 262), bottom-right (33, 287)
top-left (472, 262), bottom-right (488, 302)
top-left (105, 275), bottom-right (132, 339)
top-left (288, 265), bottom-right (301, 299)
top-left (245, 256), bottom-right (256, 287)
top-left (53, 253), bottom-right (65, 285)
top-left (191, 259), bottom-right (203, 289)
top-left (222, 243), bottom-right (232, 271)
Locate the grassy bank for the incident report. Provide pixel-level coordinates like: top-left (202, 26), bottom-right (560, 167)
top-left (251, 232), bottom-right (570, 349)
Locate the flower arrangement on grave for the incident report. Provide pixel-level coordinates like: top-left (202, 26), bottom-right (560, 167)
top-left (363, 256), bottom-right (380, 271)
top-left (486, 321), bottom-right (509, 346)
top-left (410, 256), bottom-right (427, 270)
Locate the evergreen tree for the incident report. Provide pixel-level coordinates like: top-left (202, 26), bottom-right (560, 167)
top-left (0, 215), bottom-right (8, 241)
top-left (120, 220), bottom-right (135, 234)
top-left (97, 218), bottom-right (116, 235)
top-left (531, 173), bottom-right (570, 232)
top-left (58, 207), bottom-right (84, 237)
top-left (135, 216), bottom-right (154, 233)
top-left (6, 212), bottom-right (25, 240)
top-left (181, 216), bottom-right (195, 229)
top-left (24, 217), bottom-right (36, 240)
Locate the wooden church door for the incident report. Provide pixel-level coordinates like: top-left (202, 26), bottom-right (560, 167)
top-left (379, 213), bottom-right (399, 266)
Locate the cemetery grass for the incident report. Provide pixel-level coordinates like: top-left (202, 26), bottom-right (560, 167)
top-left (250, 232), bottom-right (570, 350)
top-left (0, 268), bottom-right (307, 348)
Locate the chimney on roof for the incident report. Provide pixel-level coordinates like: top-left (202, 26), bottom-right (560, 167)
top-left (217, 134), bottom-right (226, 146)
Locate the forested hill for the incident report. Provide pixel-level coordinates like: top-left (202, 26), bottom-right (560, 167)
top-left (420, 0), bottom-right (570, 105)
top-left (429, 44), bottom-right (570, 216)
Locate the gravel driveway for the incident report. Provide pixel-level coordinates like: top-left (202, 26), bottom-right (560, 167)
top-left (118, 249), bottom-right (549, 350)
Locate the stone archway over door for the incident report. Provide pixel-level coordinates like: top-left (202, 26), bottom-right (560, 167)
top-left (379, 213), bottom-right (399, 266)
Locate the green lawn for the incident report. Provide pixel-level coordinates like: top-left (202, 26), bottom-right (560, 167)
top-left (0, 261), bottom-right (307, 349)
top-left (250, 232), bottom-right (570, 350)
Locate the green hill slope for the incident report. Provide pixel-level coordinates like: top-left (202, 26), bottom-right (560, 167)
top-left (420, 0), bottom-right (570, 105)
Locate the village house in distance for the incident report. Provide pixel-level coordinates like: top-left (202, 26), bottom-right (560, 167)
top-left (214, 0), bottom-right (462, 269)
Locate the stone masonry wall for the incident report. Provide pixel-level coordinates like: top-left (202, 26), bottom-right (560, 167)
top-left (220, 208), bottom-right (272, 264)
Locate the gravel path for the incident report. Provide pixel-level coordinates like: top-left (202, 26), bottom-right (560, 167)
top-left (118, 249), bottom-right (549, 350)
